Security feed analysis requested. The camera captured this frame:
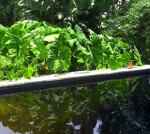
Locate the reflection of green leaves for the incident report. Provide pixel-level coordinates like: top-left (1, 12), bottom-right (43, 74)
top-left (0, 76), bottom-right (148, 133)
top-left (75, 100), bottom-right (89, 115)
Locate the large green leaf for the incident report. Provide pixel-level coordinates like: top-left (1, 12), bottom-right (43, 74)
top-left (1, 22), bottom-right (30, 58)
top-left (30, 42), bottom-right (48, 59)
top-left (0, 24), bottom-right (6, 32)
top-left (90, 34), bottom-right (103, 65)
top-left (38, 43), bottom-right (48, 59)
top-left (74, 25), bottom-right (86, 40)
top-left (26, 21), bottom-right (42, 29)
top-left (73, 41), bottom-right (92, 63)
top-left (0, 24), bottom-right (7, 41)
top-left (107, 55), bottom-right (123, 70)
top-left (30, 26), bottom-right (60, 37)
top-left (47, 41), bottom-right (71, 72)
top-left (43, 34), bottom-right (59, 42)
top-left (28, 26), bottom-right (60, 44)
top-left (21, 66), bottom-right (34, 79)
top-left (0, 56), bottom-right (11, 69)
top-left (6, 69), bottom-right (15, 80)
top-left (65, 27), bottom-right (78, 47)
top-left (67, 38), bottom-right (77, 47)
top-left (133, 45), bottom-right (142, 65)
top-left (121, 50), bottom-right (131, 66)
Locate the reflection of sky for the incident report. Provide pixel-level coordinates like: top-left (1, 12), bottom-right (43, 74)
top-left (93, 120), bottom-right (102, 134)
top-left (66, 121), bottom-right (81, 130)
top-left (66, 119), bottom-right (103, 133)
top-left (0, 122), bottom-right (20, 134)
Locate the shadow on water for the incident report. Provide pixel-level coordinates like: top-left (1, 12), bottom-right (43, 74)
top-left (0, 75), bottom-right (150, 134)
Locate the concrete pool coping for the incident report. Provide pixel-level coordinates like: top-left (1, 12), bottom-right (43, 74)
top-left (0, 65), bottom-right (150, 96)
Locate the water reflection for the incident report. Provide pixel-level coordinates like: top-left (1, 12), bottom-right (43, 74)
top-left (0, 76), bottom-right (150, 134)
top-left (93, 120), bottom-right (102, 134)
top-left (0, 122), bottom-right (20, 134)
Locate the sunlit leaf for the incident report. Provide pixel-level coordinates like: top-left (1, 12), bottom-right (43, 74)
top-left (47, 41), bottom-right (71, 72)
top-left (21, 66), bottom-right (34, 79)
top-left (6, 69), bottom-right (15, 80)
top-left (43, 34), bottom-right (59, 42)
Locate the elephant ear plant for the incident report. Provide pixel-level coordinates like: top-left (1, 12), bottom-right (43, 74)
top-left (0, 21), bottom-right (142, 81)
top-left (0, 21), bottom-right (42, 80)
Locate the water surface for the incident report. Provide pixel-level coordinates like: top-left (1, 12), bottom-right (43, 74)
top-left (0, 76), bottom-right (150, 134)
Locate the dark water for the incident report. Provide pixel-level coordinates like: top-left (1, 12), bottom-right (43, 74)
top-left (0, 76), bottom-right (150, 134)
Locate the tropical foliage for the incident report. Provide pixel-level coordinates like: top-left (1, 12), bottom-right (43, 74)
top-left (0, 0), bottom-right (148, 81)
top-left (0, 21), bottom-right (141, 80)
top-left (105, 0), bottom-right (150, 63)
top-left (0, 0), bottom-right (15, 26)
top-left (11, 0), bottom-right (112, 31)
top-left (0, 0), bottom-right (135, 31)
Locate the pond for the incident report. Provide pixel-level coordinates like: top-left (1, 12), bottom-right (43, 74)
top-left (0, 75), bottom-right (150, 134)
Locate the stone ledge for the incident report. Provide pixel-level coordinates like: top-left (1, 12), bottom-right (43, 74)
top-left (0, 65), bottom-right (150, 95)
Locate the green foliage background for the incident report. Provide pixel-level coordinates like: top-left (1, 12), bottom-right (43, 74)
top-left (0, 1), bottom-right (149, 133)
top-left (0, 0), bottom-right (148, 80)
top-left (0, 0), bottom-right (15, 26)
top-left (104, 0), bottom-right (150, 63)
top-left (0, 21), bottom-right (141, 80)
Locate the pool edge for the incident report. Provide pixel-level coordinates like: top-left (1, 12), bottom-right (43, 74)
top-left (0, 65), bottom-right (150, 95)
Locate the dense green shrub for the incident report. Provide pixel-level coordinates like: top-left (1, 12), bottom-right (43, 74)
top-left (12, 0), bottom-right (113, 32)
top-left (106, 0), bottom-right (150, 63)
top-left (0, 0), bottom-right (137, 34)
top-left (0, 0), bottom-right (15, 26)
top-left (0, 21), bottom-right (141, 80)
